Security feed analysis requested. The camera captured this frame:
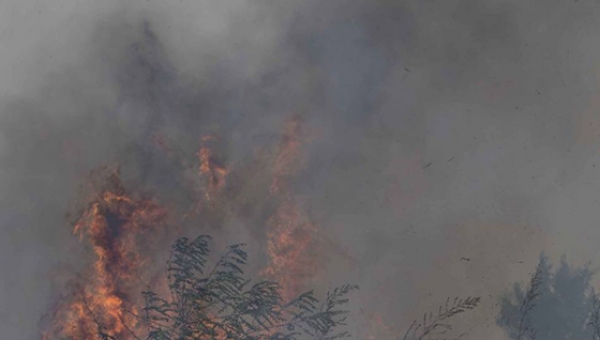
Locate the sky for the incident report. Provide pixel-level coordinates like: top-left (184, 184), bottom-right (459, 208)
top-left (2, 0), bottom-right (600, 339)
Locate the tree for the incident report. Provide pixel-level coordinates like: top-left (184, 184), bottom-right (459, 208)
top-left (89, 235), bottom-right (357, 340)
top-left (589, 293), bottom-right (600, 340)
top-left (498, 255), bottom-right (596, 340)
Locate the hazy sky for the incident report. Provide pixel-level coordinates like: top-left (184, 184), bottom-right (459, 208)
top-left (3, 1), bottom-right (600, 339)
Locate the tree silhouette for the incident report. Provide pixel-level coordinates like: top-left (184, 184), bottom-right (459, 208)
top-left (498, 255), bottom-right (596, 340)
top-left (87, 235), bottom-right (357, 340)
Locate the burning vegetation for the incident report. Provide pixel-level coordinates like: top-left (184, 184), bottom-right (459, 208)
top-left (262, 115), bottom-right (322, 302)
top-left (43, 168), bottom-right (168, 340)
top-left (197, 135), bottom-right (228, 204)
top-left (42, 116), bottom-right (341, 340)
top-left (42, 116), bottom-right (481, 340)
top-left (263, 200), bottom-right (318, 303)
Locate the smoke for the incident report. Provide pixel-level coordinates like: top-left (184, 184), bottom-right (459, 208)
top-left (2, 0), bottom-right (600, 339)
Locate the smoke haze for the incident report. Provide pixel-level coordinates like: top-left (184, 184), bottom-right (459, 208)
top-left (2, 0), bottom-right (600, 339)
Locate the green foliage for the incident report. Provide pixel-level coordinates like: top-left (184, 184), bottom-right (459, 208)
top-left (137, 235), bottom-right (357, 340)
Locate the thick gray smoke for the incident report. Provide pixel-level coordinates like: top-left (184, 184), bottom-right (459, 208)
top-left (2, 0), bottom-right (600, 339)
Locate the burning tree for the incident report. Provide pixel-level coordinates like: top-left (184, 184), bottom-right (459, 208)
top-left (43, 114), bottom-right (353, 340)
top-left (42, 117), bottom-right (478, 340)
top-left (74, 234), bottom-right (359, 340)
top-left (41, 166), bottom-right (355, 340)
top-left (43, 168), bottom-right (356, 340)
top-left (42, 168), bottom-right (170, 340)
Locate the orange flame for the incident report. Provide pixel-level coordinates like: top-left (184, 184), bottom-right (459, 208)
top-left (46, 117), bottom-right (324, 339)
top-left (269, 116), bottom-right (308, 194)
top-left (262, 115), bottom-right (321, 302)
top-left (263, 200), bottom-right (318, 301)
top-left (366, 312), bottom-right (395, 340)
top-left (197, 135), bottom-right (228, 202)
top-left (45, 169), bottom-right (168, 340)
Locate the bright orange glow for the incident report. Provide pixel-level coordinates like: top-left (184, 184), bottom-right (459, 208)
top-left (262, 115), bottom-right (321, 302)
top-left (46, 116), bottom-right (324, 339)
top-left (263, 200), bottom-right (318, 301)
top-left (45, 169), bottom-right (167, 340)
top-left (197, 135), bottom-right (228, 202)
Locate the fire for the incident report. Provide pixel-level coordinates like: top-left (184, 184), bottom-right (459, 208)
top-left (45, 168), bottom-right (168, 340)
top-left (269, 116), bottom-right (308, 194)
top-left (262, 115), bottom-right (321, 301)
top-left (366, 312), bottom-right (395, 340)
top-left (197, 135), bottom-right (228, 202)
top-left (263, 199), bottom-right (318, 301)
top-left (45, 116), bottom-right (324, 338)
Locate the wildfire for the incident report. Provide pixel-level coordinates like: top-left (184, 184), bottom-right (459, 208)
top-left (269, 116), bottom-right (308, 194)
top-left (262, 115), bottom-right (321, 302)
top-left (197, 135), bottom-right (228, 203)
top-left (45, 168), bottom-right (168, 340)
top-left (263, 200), bottom-right (318, 301)
top-left (366, 312), bottom-right (395, 340)
top-left (45, 116), bottom-right (324, 338)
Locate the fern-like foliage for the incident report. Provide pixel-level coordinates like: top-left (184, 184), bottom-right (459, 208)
top-left (401, 296), bottom-right (480, 340)
top-left (515, 258), bottom-right (544, 340)
top-left (136, 235), bottom-right (357, 340)
top-left (496, 256), bottom-right (545, 340)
